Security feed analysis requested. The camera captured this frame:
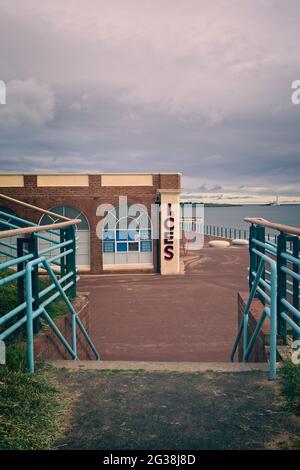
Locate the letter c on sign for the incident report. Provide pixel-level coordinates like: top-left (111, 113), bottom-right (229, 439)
top-left (164, 216), bottom-right (174, 230)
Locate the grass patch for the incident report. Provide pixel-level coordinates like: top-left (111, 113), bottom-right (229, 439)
top-left (0, 269), bottom-right (73, 449)
top-left (0, 365), bottom-right (66, 450)
top-left (279, 360), bottom-right (300, 415)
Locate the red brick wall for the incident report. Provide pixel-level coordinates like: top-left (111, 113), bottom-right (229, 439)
top-left (0, 173), bottom-right (181, 273)
top-left (237, 292), bottom-right (269, 362)
top-left (34, 293), bottom-right (94, 361)
top-left (159, 174), bottom-right (181, 189)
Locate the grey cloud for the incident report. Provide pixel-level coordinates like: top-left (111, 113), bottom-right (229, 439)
top-left (0, 79), bottom-right (55, 130)
top-left (0, 1), bottom-right (299, 198)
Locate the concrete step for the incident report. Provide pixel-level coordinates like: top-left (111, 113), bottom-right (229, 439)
top-left (50, 360), bottom-right (270, 373)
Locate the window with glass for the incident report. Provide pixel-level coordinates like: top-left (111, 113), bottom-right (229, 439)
top-left (102, 205), bottom-right (153, 265)
top-left (39, 205), bottom-right (90, 269)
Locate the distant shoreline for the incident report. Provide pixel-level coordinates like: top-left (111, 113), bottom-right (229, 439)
top-left (181, 202), bottom-right (300, 207)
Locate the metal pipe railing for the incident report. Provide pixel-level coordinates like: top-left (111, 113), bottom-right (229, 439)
top-left (180, 221), bottom-right (250, 240)
top-left (0, 193), bottom-right (71, 221)
top-left (0, 219), bottom-right (81, 240)
top-left (230, 248), bottom-right (277, 380)
top-left (0, 203), bottom-right (99, 373)
top-left (231, 217), bottom-right (300, 379)
top-left (244, 217), bottom-right (300, 237)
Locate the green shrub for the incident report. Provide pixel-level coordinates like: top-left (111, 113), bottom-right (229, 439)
top-left (279, 360), bottom-right (300, 415)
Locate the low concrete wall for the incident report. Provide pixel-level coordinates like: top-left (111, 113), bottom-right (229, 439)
top-left (34, 292), bottom-right (94, 361)
top-left (237, 292), bottom-right (270, 362)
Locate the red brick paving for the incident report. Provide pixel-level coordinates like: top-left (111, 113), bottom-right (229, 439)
top-left (78, 237), bottom-right (249, 362)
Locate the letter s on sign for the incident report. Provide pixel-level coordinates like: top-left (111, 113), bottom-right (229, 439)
top-left (291, 80), bottom-right (300, 105)
top-left (164, 245), bottom-right (174, 260)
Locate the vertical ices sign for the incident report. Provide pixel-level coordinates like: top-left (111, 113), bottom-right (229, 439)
top-left (0, 80), bottom-right (6, 104)
top-left (164, 203), bottom-right (175, 260)
top-left (159, 191), bottom-right (181, 275)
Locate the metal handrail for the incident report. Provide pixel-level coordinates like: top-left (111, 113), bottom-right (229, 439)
top-left (25, 256), bottom-right (99, 373)
top-left (0, 218), bottom-right (81, 239)
top-left (0, 193), bottom-right (81, 239)
top-left (181, 221), bottom-right (249, 240)
top-left (244, 217), bottom-right (300, 237)
top-left (231, 218), bottom-right (300, 379)
top-left (0, 193), bottom-right (71, 221)
top-left (0, 204), bottom-right (100, 373)
top-left (230, 254), bottom-right (277, 380)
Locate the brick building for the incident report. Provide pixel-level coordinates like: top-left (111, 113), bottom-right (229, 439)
top-left (0, 173), bottom-right (181, 275)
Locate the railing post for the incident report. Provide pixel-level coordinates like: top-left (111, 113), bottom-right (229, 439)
top-left (256, 226), bottom-right (265, 303)
top-left (60, 228), bottom-right (66, 279)
top-left (28, 234), bottom-right (41, 334)
top-left (72, 313), bottom-right (77, 359)
top-left (25, 264), bottom-right (35, 374)
top-left (277, 232), bottom-right (287, 342)
top-left (249, 224), bottom-right (257, 291)
top-left (292, 235), bottom-right (299, 341)
top-left (66, 226), bottom-right (77, 298)
top-left (17, 238), bottom-right (26, 305)
top-left (269, 261), bottom-right (277, 380)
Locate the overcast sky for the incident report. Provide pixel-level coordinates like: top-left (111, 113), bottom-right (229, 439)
top-left (0, 0), bottom-right (299, 203)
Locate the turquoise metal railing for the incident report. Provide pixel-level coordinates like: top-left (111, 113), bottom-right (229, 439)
top-left (230, 219), bottom-right (300, 380)
top-left (180, 221), bottom-right (249, 240)
top-left (180, 221), bottom-right (295, 246)
top-left (0, 204), bottom-right (100, 373)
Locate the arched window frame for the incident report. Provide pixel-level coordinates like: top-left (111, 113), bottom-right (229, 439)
top-left (39, 205), bottom-right (90, 231)
top-left (38, 205), bottom-right (90, 269)
top-left (102, 204), bottom-right (153, 265)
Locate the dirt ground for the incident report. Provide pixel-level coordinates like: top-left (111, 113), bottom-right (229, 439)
top-left (55, 241), bottom-right (300, 451)
top-left (78, 240), bottom-right (249, 362)
top-left (55, 369), bottom-right (300, 450)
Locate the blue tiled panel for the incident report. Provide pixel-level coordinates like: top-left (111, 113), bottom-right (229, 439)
top-left (117, 242), bottom-right (127, 252)
top-left (103, 241), bottom-right (115, 253)
top-left (140, 241), bottom-right (152, 252)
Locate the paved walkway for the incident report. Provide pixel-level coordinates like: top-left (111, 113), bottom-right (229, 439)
top-left (55, 369), bottom-right (299, 450)
top-left (79, 239), bottom-right (249, 362)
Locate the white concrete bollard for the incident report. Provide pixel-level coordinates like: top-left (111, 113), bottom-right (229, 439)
top-left (208, 240), bottom-right (230, 248)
